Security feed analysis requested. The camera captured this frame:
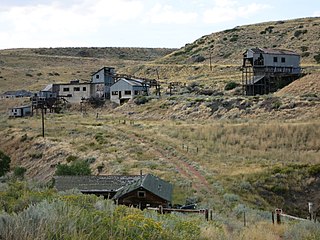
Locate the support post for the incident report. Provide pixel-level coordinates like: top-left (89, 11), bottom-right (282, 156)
top-left (309, 202), bottom-right (314, 221)
top-left (272, 211), bottom-right (275, 224)
top-left (41, 106), bottom-right (45, 138)
top-left (275, 209), bottom-right (281, 224)
top-left (243, 211), bottom-right (246, 227)
top-left (205, 209), bottom-right (209, 221)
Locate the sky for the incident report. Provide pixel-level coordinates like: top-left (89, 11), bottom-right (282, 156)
top-left (0, 0), bottom-right (319, 49)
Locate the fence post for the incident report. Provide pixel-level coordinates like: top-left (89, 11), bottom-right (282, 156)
top-left (308, 202), bottom-right (314, 221)
top-left (272, 211), bottom-right (275, 224)
top-left (243, 211), bottom-right (246, 227)
top-left (276, 209), bottom-right (282, 224)
top-left (159, 205), bottom-right (163, 214)
top-left (205, 209), bottom-right (209, 221)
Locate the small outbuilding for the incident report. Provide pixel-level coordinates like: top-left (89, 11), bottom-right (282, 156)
top-left (9, 105), bottom-right (32, 117)
top-left (110, 78), bottom-right (149, 104)
top-left (54, 174), bottom-right (172, 209)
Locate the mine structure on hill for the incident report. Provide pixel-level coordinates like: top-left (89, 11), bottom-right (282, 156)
top-left (242, 47), bottom-right (301, 96)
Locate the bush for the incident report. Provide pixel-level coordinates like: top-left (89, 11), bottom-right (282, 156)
top-left (189, 54), bottom-right (206, 63)
top-left (0, 150), bottom-right (11, 177)
top-left (55, 160), bottom-right (91, 176)
top-left (66, 155), bottom-right (78, 163)
top-left (13, 167), bottom-right (27, 179)
top-left (88, 97), bottom-right (105, 108)
top-left (134, 96), bottom-right (149, 105)
top-left (229, 35), bottom-right (238, 42)
top-left (301, 52), bottom-right (310, 58)
top-left (294, 29), bottom-right (307, 38)
top-left (224, 81), bottom-right (239, 91)
top-left (308, 164), bottom-right (320, 176)
top-left (314, 53), bottom-right (320, 64)
top-left (300, 46), bottom-right (308, 52)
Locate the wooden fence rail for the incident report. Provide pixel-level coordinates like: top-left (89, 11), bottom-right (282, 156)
top-left (147, 207), bottom-right (212, 221)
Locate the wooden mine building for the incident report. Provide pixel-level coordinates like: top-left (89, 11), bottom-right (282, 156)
top-left (242, 47), bottom-right (301, 95)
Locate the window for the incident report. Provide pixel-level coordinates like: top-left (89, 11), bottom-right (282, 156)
top-left (124, 90), bottom-right (131, 95)
top-left (134, 90), bottom-right (140, 95)
top-left (273, 57), bottom-right (278, 62)
top-left (63, 87), bottom-right (70, 92)
top-left (281, 57), bottom-right (286, 63)
top-left (96, 75), bottom-right (99, 79)
top-left (74, 87), bottom-right (80, 91)
top-left (83, 87), bottom-right (86, 91)
top-left (112, 91), bottom-right (118, 95)
top-left (137, 191), bottom-right (146, 198)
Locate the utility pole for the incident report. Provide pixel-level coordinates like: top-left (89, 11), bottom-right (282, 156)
top-left (209, 51), bottom-right (213, 71)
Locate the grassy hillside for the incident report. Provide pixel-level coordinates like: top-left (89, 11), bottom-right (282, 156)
top-left (159, 17), bottom-right (320, 65)
top-left (0, 47), bottom-right (176, 92)
top-left (0, 16), bottom-right (320, 224)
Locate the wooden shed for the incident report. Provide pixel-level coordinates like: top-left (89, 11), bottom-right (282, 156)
top-left (9, 105), bottom-right (31, 117)
top-left (54, 174), bottom-right (172, 209)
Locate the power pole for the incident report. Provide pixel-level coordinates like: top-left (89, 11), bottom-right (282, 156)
top-left (209, 51), bottom-right (213, 71)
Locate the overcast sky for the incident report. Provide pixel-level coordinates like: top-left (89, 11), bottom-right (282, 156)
top-left (0, 0), bottom-right (319, 49)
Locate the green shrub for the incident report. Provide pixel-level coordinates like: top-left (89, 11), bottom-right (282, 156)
top-left (294, 29), bottom-right (307, 38)
top-left (29, 152), bottom-right (43, 159)
top-left (313, 53), bottom-right (320, 64)
top-left (308, 164), bottom-right (320, 176)
top-left (13, 167), bottom-right (27, 179)
top-left (301, 52), bottom-right (310, 58)
top-left (272, 100), bottom-right (282, 109)
top-left (55, 160), bottom-right (91, 176)
top-left (0, 150), bottom-right (10, 177)
top-left (224, 81), bottom-right (239, 90)
top-left (20, 134), bottom-right (28, 142)
top-left (85, 157), bottom-right (96, 164)
top-left (66, 155), bottom-right (78, 162)
top-left (134, 95), bottom-right (149, 105)
top-left (230, 35), bottom-right (238, 42)
top-left (300, 46), bottom-right (308, 52)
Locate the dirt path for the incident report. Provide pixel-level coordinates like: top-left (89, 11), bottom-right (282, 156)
top-left (115, 125), bottom-right (211, 192)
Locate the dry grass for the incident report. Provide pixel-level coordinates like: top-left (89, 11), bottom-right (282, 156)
top-left (276, 73), bottom-right (320, 96)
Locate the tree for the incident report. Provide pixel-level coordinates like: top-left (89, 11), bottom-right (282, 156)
top-left (0, 150), bottom-right (11, 177)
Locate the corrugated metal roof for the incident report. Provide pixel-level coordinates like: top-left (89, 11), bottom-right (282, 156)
top-left (120, 78), bottom-right (146, 86)
top-left (42, 84), bottom-right (53, 92)
top-left (250, 47), bottom-right (299, 56)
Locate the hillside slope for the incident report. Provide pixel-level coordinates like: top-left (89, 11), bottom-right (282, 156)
top-left (276, 73), bottom-right (320, 96)
top-left (160, 17), bottom-right (320, 65)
